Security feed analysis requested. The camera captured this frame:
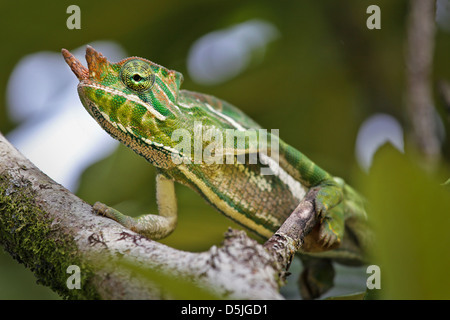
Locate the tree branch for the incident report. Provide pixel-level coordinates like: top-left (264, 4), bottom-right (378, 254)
top-left (264, 187), bottom-right (319, 270)
top-left (0, 132), bottom-right (318, 299)
top-left (406, 0), bottom-right (440, 161)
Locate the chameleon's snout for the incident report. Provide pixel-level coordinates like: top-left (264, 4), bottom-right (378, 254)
top-left (62, 46), bottom-right (108, 81)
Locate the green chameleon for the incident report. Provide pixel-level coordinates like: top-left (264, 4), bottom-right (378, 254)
top-left (62, 46), bottom-right (372, 299)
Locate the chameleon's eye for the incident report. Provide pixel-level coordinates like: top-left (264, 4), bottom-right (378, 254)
top-left (120, 60), bottom-right (155, 92)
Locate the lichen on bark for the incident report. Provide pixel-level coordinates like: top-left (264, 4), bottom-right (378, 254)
top-left (0, 173), bottom-right (99, 299)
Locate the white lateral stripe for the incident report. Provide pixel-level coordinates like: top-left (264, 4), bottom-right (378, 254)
top-left (204, 103), bottom-right (246, 131)
top-left (259, 153), bottom-right (307, 201)
top-left (82, 81), bottom-right (166, 121)
top-left (178, 166), bottom-right (273, 238)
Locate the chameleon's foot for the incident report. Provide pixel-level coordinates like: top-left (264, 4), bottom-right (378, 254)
top-left (298, 257), bottom-right (335, 299)
top-left (92, 201), bottom-right (177, 240)
top-left (93, 201), bottom-right (113, 216)
top-left (92, 174), bottom-right (177, 240)
top-left (315, 191), bottom-right (345, 250)
top-left (318, 217), bottom-right (341, 249)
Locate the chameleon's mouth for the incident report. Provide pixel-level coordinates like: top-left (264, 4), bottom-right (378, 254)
top-left (61, 46), bottom-right (107, 81)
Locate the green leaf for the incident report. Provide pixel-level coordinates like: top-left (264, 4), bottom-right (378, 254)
top-left (364, 145), bottom-right (450, 299)
top-left (325, 292), bottom-right (366, 300)
top-left (443, 178), bottom-right (450, 188)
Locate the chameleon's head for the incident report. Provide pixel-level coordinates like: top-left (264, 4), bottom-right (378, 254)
top-left (62, 46), bottom-right (185, 166)
top-left (62, 46), bottom-right (183, 121)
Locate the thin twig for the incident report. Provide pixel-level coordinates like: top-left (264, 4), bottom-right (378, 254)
top-left (264, 188), bottom-right (319, 273)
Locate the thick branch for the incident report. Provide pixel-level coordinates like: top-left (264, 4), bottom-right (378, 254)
top-left (0, 132), bottom-right (318, 299)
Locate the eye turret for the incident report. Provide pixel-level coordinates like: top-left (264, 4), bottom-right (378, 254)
top-left (120, 59), bottom-right (155, 92)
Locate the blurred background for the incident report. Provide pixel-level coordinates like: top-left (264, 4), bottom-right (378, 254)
top-left (0, 0), bottom-right (449, 299)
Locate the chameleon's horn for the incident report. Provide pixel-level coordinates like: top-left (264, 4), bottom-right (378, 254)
top-left (61, 48), bottom-right (89, 81)
top-left (85, 45), bottom-right (108, 80)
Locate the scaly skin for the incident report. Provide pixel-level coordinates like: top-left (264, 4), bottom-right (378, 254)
top-left (62, 46), bottom-right (371, 298)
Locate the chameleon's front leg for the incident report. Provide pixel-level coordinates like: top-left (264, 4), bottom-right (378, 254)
top-left (280, 143), bottom-right (346, 249)
top-left (93, 173), bottom-right (177, 240)
top-left (315, 179), bottom-right (346, 248)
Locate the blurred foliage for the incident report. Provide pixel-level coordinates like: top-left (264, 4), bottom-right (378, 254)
top-left (363, 145), bottom-right (450, 299)
top-left (0, 0), bottom-right (449, 299)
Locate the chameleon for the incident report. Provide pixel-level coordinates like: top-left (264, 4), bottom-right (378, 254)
top-left (62, 46), bottom-right (371, 299)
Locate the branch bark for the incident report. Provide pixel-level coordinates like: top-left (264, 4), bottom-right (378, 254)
top-left (406, 0), bottom-right (440, 161)
top-left (0, 132), bottom-right (318, 299)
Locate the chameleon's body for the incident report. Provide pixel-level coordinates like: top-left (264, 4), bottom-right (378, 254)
top-left (62, 46), bottom-right (371, 298)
